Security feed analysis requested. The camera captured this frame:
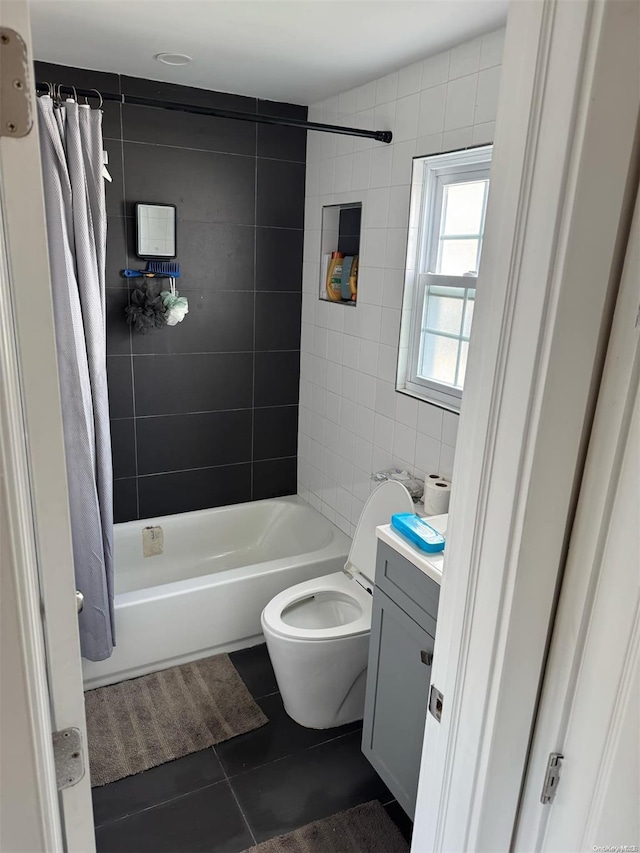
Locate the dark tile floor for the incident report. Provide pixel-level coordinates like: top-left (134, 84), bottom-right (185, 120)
top-left (93, 644), bottom-right (413, 852)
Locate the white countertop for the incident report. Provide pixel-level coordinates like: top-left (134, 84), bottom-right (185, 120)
top-left (376, 513), bottom-right (448, 586)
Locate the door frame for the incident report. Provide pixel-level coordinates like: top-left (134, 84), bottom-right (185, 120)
top-left (413, 1), bottom-right (639, 850)
top-left (515, 165), bottom-right (640, 851)
top-left (0, 208), bottom-right (62, 850)
top-left (1, 0), bottom-right (638, 851)
top-left (0, 1), bottom-right (95, 850)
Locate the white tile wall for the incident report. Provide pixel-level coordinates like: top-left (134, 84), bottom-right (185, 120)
top-left (298, 29), bottom-right (505, 534)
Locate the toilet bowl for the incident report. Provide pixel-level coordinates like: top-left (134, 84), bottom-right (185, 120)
top-left (261, 481), bottom-right (415, 729)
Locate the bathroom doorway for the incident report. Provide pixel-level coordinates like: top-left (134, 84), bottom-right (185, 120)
top-left (2, 0), bottom-right (638, 851)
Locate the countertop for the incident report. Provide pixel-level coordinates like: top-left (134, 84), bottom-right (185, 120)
top-left (376, 513), bottom-right (448, 586)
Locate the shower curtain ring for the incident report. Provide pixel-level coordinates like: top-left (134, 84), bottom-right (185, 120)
top-left (44, 81), bottom-right (54, 98)
top-left (70, 85), bottom-right (78, 102)
top-left (89, 89), bottom-right (104, 109)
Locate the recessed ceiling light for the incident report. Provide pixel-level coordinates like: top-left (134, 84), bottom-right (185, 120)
top-left (155, 53), bottom-right (193, 66)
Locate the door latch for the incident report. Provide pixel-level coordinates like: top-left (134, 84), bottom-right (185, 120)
top-left (428, 684), bottom-right (444, 722)
top-left (540, 752), bottom-right (563, 804)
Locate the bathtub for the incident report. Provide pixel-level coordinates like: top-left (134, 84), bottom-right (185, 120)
top-left (82, 496), bottom-right (351, 689)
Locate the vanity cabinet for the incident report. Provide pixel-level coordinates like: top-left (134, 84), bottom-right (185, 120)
top-left (362, 540), bottom-right (440, 819)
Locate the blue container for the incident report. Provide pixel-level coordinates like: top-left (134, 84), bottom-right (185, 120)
top-left (391, 513), bottom-right (446, 553)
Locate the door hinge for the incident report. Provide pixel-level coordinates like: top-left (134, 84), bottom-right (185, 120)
top-left (540, 752), bottom-right (563, 804)
top-left (428, 684), bottom-right (444, 722)
top-left (52, 728), bottom-right (85, 790)
top-left (0, 28), bottom-right (34, 138)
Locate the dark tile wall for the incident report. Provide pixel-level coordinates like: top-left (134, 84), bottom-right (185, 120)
top-left (35, 62), bottom-right (306, 522)
top-left (338, 206), bottom-right (362, 257)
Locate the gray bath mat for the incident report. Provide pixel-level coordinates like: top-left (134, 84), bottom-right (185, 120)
top-left (243, 801), bottom-right (409, 853)
top-left (85, 653), bottom-right (268, 786)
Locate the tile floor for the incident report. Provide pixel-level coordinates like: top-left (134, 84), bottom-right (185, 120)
top-left (93, 644), bottom-right (413, 852)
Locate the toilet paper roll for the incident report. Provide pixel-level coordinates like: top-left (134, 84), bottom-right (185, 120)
top-left (424, 476), bottom-right (451, 515)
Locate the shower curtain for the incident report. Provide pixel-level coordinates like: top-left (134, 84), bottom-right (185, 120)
top-left (37, 95), bottom-right (115, 661)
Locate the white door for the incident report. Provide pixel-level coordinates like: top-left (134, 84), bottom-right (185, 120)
top-left (0, 2), bottom-right (95, 850)
top-left (515, 188), bottom-right (640, 849)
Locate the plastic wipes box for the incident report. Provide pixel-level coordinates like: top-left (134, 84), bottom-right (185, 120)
top-left (391, 513), bottom-right (446, 553)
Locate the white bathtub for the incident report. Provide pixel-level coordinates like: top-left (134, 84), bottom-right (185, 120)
top-left (83, 496), bottom-right (351, 689)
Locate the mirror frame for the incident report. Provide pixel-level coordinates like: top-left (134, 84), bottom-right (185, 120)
top-left (135, 202), bottom-right (177, 259)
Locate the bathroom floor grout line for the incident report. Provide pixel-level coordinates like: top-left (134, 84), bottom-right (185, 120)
top-left (93, 774), bottom-right (228, 829)
top-left (304, 727), bottom-right (363, 753)
top-left (222, 726), bottom-right (364, 785)
top-left (251, 689), bottom-right (280, 701)
top-left (216, 746), bottom-right (258, 847)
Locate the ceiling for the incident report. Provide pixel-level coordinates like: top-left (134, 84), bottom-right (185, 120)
top-left (30, 0), bottom-right (508, 106)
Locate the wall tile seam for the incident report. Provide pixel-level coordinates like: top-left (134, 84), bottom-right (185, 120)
top-left (251, 123), bottom-right (259, 500)
top-left (110, 403), bottom-right (299, 420)
top-left (122, 348), bottom-right (302, 357)
top-left (131, 454), bottom-right (299, 479)
top-left (106, 221), bottom-right (305, 232)
top-left (108, 289), bottom-right (304, 294)
top-left (307, 29), bottom-right (503, 113)
top-left (332, 58), bottom-right (505, 112)
top-left (117, 137), bottom-right (307, 164)
top-left (305, 79), bottom-right (498, 163)
top-left (113, 93), bottom-right (140, 517)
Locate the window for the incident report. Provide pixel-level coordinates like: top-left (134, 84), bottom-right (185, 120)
top-left (398, 146), bottom-right (492, 411)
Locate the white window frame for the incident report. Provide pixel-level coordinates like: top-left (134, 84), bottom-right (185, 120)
top-left (399, 145), bottom-right (493, 411)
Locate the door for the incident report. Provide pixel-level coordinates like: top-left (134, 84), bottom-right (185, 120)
top-left (515, 187), bottom-right (640, 849)
top-left (362, 588), bottom-right (434, 818)
top-left (0, 2), bottom-right (95, 850)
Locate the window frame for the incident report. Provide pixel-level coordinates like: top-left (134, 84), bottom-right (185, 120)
top-left (399, 145), bottom-right (493, 411)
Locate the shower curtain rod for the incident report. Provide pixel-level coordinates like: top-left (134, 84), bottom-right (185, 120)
top-left (35, 82), bottom-right (393, 143)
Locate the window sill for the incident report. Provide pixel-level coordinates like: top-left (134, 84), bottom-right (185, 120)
top-left (396, 384), bottom-right (461, 414)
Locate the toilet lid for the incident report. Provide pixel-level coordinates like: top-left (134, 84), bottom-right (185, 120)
top-left (346, 480), bottom-right (415, 585)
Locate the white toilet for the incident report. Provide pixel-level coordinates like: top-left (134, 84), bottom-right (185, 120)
top-left (261, 481), bottom-right (415, 729)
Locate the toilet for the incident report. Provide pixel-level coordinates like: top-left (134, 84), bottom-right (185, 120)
top-left (261, 480), bottom-right (415, 729)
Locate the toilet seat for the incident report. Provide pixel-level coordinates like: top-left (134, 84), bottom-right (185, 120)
top-left (262, 480), bottom-right (415, 644)
top-left (261, 572), bottom-right (372, 642)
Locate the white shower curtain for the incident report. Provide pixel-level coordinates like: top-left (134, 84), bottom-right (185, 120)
top-left (37, 95), bottom-right (115, 661)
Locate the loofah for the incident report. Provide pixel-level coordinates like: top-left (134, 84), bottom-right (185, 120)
top-left (125, 282), bottom-right (167, 334)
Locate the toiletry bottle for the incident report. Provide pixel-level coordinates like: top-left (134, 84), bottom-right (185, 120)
top-left (326, 252), bottom-right (345, 301)
top-left (349, 255), bottom-right (359, 302)
top-left (340, 256), bottom-right (354, 300)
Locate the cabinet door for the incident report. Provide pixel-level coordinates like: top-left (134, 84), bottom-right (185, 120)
top-left (362, 588), bottom-right (434, 818)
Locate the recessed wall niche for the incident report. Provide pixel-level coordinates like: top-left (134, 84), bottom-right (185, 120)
top-left (319, 202), bottom-right (362, 306)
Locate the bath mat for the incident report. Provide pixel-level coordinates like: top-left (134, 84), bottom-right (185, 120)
top-left (242, 801), bottom-right (409, 853)
top-left (85, 654), bottom-right (268, 786)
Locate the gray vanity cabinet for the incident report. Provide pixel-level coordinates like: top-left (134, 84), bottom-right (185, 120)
top-left (362, 540), bottom-right (440, 819)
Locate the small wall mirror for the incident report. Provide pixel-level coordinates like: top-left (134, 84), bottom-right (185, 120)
top-left (136, 203), bottom-right (177, 259)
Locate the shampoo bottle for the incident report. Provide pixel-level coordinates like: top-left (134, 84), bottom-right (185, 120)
top-left (326, 252), bottom-right (345, 301)
top-left (349, 255), bottom-right (359, 302)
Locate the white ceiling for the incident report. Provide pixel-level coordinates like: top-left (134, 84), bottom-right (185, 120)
top-left (30, 0), bottom-right (508, 106)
